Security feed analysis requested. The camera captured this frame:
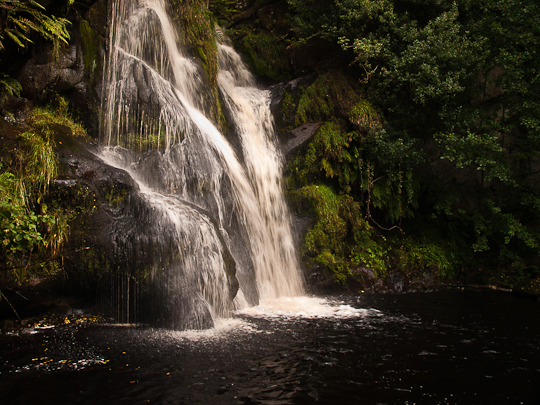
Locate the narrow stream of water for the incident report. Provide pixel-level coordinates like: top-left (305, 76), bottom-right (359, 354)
top-left (1, 291), bottom-right (538, 404)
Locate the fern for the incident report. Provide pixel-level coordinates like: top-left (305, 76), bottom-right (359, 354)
top-left (0, 0), bottom-right (71, 50)
top-left (0, 73), bottom-right (22, 96)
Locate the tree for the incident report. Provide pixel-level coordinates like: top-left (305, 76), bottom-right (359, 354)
top-left (287, 0), bottom-right (540, 286)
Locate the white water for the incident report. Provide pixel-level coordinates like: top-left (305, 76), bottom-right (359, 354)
top-left (236, 296), bottom-right (378, 319)
top-left (100, 0), bottom-right (304, 326)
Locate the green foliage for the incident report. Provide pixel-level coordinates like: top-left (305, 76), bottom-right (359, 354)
top-left (289, 121), bottom-right (360, 195)
top-left (0, 0), bottom-right (71, 51)
top-left (285, 69), bottom-right (422, 223)
top-left (348, 99), bottom-right (381, 132)
top-left (350, 243), bottom-right (387, 278)
top-left (27, 95), bottom-right (88, 139)
top-left (0, 162), bottom-right (78, 284)
top-left (290, 184), bottom-right (387, 283)
top-left (393, 238), bottom-right (455, 280)
top-left (470, 200), bottom-right (538, 254)
top-left (14, 131), bottom-right (57, 202)
top-left (208, 0), bottom-right (238, 22)
top-left (435, 131), bottom-right (513, 184)
top-left (0, 72), bottom-right (21, 98)
top-left (0, 169), bottom-right (46, 257)
top-left (235, 29), bottom-right (290, 82)
top-left (286, 0), bottom-right (540, 290)
top-left (381, 5), bottom-right (481, 107)
top-left (0, 99), bottom-right (89, 285)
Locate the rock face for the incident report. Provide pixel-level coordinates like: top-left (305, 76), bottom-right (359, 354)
top-left (279, 122), bottom-right (323, 158)
top-left (11, 0), bottom-right (107, 136)
top-left (270, 76), bottom-right (322, 161)
top-left (53, 141), bottom-right (240, 330)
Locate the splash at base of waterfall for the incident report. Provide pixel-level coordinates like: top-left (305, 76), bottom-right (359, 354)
top-left (235, 296), bottom-right (378, 319)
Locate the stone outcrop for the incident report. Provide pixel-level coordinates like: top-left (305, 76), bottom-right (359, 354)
top-left (53, 140), bottom-right (241, 330)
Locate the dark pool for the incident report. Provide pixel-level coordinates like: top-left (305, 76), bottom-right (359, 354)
top-left (1, 291), bottom-right (539, 404)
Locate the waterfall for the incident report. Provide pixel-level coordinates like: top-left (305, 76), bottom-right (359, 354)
top-left (100, 0), bottom-right (304, 329)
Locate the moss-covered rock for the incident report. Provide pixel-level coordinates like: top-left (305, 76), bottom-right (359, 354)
top-left (294, 70), bottom-right (361, 126)
top-left (237, 29), bottom-right (291, 82)
top-left (289, 184), bottom-right (386, 287)
top-left (171, 0), bottom-right (226, 127)
top-left (79, 20), bottom-right (104, 75)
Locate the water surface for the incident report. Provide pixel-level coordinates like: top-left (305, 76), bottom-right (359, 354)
top-left (1, 291), bottom-right (539, 404)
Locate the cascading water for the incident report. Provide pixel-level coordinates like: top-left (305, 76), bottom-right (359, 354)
top-left (99, 0), bottom-right (303, 329)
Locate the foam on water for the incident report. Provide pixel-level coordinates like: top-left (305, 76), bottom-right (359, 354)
top-left (235, 296), bottom-right (380, 319)
top-left (146, 298), bottom-right (381, 342)
top-left (152, 318), bottom-right (260, 343)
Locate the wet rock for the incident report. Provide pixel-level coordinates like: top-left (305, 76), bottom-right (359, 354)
top-left (57, 43), bottom-right (78, 69)
top-left (1, 95), bottom-right (32, 123)
top-left (387, 271), bottom-right (405, 293)
top-left (18, 58), bottom-right (54, 99)
top-left (358, 267), bottom-right (376, 281)
top-left (84, 0), bottom-right (108, 37)
top-left (53, 143), bottom-right (242, 330)
top-left (279, 122), bottom-right (323, 159)
top-left (55, 66), bottom-right (85, 92)
top-left (372, 278), bottom-right (385, 292)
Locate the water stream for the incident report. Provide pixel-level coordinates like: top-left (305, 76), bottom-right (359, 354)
top-left (99, 0), bottom-right (303, 328)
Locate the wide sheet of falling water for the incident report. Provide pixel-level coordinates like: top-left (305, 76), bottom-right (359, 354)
top-left (99, 0), bottom-right (304, 325)
top-left (99, 147), bottom-right (233, 323)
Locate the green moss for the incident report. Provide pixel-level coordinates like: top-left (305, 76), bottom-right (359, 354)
top-left (298, 185), bottom-right (347, 255)
top-left (172, 0), bottom-right (217, 84)
top-left (238, 30), bottom-right (290, 82)
top-left (171, 0), bottom-right (226, 128)
top-left (288, 122), bottom-right (356, 192)
top-left (290, 184), bottom-right (384, 284)
top-left (27, 96), bottom-right (88, 139)
top-left (79, 20), bottom-right (103, 74)
top-left (348, 100), bottom-right (382, 133)
top-left (294, 71), bottom-right (361, 126)
top-left (280, 90), bottom-right (296, 127)
top-left (120, 132), bottom-right (167, 152)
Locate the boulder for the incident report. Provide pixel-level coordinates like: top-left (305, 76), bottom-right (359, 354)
top-left (279, 122), bottom-right (323, 159)
top-left (54, 142), bottom-right (241, 330)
